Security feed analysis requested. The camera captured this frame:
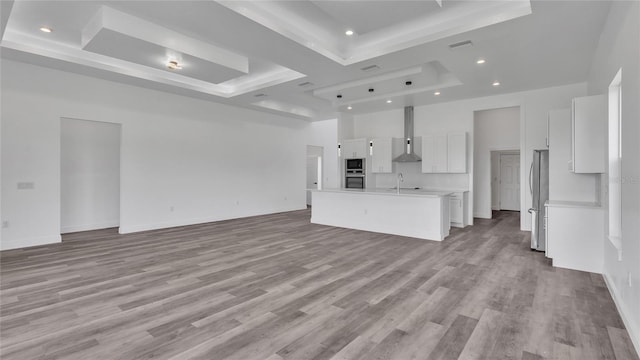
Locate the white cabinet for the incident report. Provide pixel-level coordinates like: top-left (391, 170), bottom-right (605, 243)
top-left (422, 135), bottom-right (447, 173)
top-left (571, 94), bottom-right (606, 173)
top-left (370, 137), bottom-right (393, 173)
top-left (545, 201), bottom-right (604, 273)
top-left (449, 191), bottom-right (468, 228)
top-left (447, 132), bottom-right (467, 173)
top-left (341, 138), bottom-right (367, 159)
top-left (422, 132), bottom-right (467, 173)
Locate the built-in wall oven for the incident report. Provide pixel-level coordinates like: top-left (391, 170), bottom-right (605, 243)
top-left (345, 158), bottom-right (365, 189)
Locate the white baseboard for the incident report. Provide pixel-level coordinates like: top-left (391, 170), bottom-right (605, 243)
top-left (61, 221), bottom-right (119, 234)
top-left (603, 272), bottom-right (640, 357)
top-left (474, 212), bottom-right (492, 219)
top-left (119, 206), bottom-right (306, 234)
top-left (0, 234), bottom-right (62, 251)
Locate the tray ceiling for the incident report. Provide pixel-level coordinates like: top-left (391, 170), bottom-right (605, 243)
top-left (1, 0), bottom-right (612, 121)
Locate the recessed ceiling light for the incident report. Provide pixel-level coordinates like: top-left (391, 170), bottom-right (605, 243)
top-left (492, 81), bottom-right (500, 86)
top-left (345, 29), bottom-right (354, 36)
top-left (167, 60), bottom-right (182, 70)
top-left (434, 91), bottom-right (441, 96)
top-left (476, 59), bottom-right (486, 64)
top-left (386, 100), bottom-right (392, 104)
top-left (347, 106), bottom-right (352, 110)
top-left (39, 27), bottom-right (53, 33)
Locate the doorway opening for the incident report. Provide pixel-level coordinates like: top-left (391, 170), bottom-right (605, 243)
top-left (607, 68), bottom-right (622, 259)
top-left (491, 150), bottom-right (521, 212)
top-left (473, 106), bottom-right (521, 222)
top-left (306, 145), bottom-right (323, 206)
top-left (60, 118), bottom-right (121, 234)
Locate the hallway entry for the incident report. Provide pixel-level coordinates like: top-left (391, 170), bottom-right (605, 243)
top-left (61, 118), bottom-right (121, 234)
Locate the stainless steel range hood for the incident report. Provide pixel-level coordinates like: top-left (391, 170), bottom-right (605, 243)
top-left (393, 106), bottom-right (422, 162)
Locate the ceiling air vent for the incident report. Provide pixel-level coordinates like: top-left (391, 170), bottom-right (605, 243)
top-left (298, 81), bottom-right (314, 87)
top-left (448, 40), bottom-right (473, 50)
top-left (360, 64), bottom-right (380, 72)
top-left (254, 93), bottom-right (267, 97)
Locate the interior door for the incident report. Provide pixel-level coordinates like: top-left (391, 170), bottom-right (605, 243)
top-left (500, 154), bottom-right (520, 211)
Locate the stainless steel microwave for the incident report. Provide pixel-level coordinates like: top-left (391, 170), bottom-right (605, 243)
top-left (346, 158), bottom-right (364, 171)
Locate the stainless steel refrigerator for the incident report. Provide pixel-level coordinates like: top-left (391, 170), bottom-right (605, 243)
top-left (528, 149), bottom-right (549, 251)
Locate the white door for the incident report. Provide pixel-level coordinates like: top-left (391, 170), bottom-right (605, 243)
top-left (500, 154), bottom-right (520, 211)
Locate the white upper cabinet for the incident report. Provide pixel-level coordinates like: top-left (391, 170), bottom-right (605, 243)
top-left (422, 134), bottom-right (448, 173)
top-left (571, 94), bottom-right (606, 173)
top-left (447, 132), bottom-right (467, 173)
top-left (370, 137), bottom-right (393, 173)
top-left (340, 138), bottom-right (367, 159)
top-left (422, 132), bottom-right (467, 173)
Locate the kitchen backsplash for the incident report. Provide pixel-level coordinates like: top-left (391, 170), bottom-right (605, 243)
top-left (372, 162), bottom-right (470, 190)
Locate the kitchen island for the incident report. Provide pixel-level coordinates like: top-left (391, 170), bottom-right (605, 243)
top-left (310, 188), bottom-right (451, 241)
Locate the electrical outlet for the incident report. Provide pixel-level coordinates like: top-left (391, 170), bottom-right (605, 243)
top-left (17, 182), bottom-right (35, 190)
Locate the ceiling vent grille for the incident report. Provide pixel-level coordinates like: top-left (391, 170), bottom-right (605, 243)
top-left (254, 93), bottom-right (267, 97)
top-left (298, 81), bottom-right (314, 87)
top-left (448, 40), bottom-right (473, 50)
top-left (360, 64), bottom-right (380, 72)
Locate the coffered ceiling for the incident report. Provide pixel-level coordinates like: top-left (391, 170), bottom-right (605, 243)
top-left (0, 0), bottom-right (612, 121)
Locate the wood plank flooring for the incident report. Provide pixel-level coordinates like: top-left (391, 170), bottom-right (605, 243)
top-left (1, 209), bottom-right (638, 360)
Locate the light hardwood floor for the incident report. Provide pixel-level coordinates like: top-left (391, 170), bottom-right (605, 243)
top-left (1, 210), bottom-right (638, 360)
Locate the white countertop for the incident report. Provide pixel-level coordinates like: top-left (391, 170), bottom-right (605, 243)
top-left (311, 188), bottom-right (453, 198)
top-left (545, 200), bottom-right (602, 209)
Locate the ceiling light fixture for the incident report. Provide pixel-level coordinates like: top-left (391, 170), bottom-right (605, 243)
top-left (345, 29), bottom-right (354, 36)
top-left (492, 81), bottom-right (500, 86)
top-left (39, 27), bottom-right (53, 33)
top-left (386, 100), bottom-right (392, 104)
top-left (167, 60), bottom-right (182, 70)
top-left (476, 59), bottom-right (486, 64)
top-left (434, 91), bottom-right (441, 96)
top-left (347, 106), bottom-right (352, 110)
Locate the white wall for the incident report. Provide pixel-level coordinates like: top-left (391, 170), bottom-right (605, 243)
top-left (547, 109), bottom-right (599, 202)
top-left (587, 0), bottom-right (640, 352)
top-left (1, 59), bottom-right (309, 250)
top-left (473, 107), bottom-right (520, 218)
top-left (61, 118), bottom-right (121, 233)
top-left (352, 82), bottom-right (586, 230)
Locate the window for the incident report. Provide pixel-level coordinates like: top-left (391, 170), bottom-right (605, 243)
top-left (608, 68), bottom-right (622, 260)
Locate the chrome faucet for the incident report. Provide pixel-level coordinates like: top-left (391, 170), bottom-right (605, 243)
top-left (396, 172), bottom-right (403, 194)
